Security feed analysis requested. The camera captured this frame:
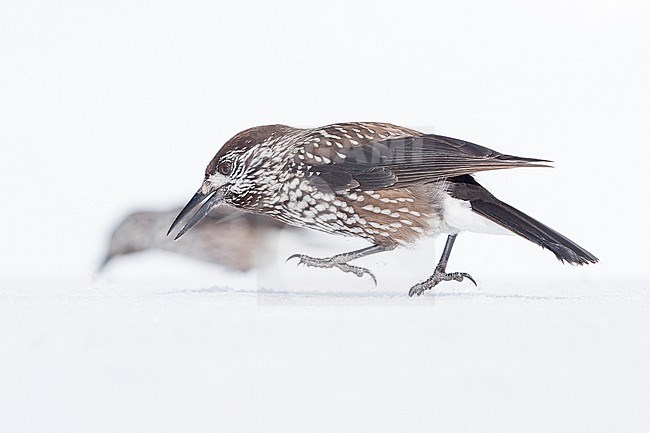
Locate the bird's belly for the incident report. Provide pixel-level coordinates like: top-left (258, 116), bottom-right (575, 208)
top-left (439, 195), bottom-right (511, 235)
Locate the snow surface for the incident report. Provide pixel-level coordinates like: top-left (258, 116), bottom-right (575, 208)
top-left (1, 245), bottom-right (649, 433)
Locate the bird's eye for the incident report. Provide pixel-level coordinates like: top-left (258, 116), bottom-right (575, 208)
top-left (218, 161), bottom-right (233, 176)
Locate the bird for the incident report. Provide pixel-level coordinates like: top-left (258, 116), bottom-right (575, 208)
top-left (168, 122), bottom-right (598, 296)
top-left (102, 207), bottom-right (290, 272)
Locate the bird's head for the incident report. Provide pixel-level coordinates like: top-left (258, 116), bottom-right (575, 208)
top-left (168, 124), bottom-right (294, 240)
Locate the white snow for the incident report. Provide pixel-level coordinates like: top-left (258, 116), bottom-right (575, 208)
top-left (1, 246), bottom-right (649, 432)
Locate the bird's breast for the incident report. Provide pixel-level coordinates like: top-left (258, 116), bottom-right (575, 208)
top-left (261, 179), bottom-right (448, 247)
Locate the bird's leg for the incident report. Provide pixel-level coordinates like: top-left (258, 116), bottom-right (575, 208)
top-left (287, 245), bottom-right (391, 285)
top-left (409, 234), bottom-right (477, 297)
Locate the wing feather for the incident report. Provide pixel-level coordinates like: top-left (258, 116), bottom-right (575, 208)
top-left (298, 129), bottom-right (550, 191)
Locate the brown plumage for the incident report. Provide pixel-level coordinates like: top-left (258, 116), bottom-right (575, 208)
top-left (169, 122), bottom-right (598, 295)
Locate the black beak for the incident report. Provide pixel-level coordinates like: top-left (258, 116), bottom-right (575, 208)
top-left (98, 253), bottom-right (112, 271)
top-left (167, 187), bottom-right (224, 240)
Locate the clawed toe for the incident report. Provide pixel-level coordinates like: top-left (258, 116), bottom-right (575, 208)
top-left (408, 271), bottom-right (477, 297)
top-left (408, 282), bottom-right (428, 297)
top-left (286, 253), bottom-right (332, 268)
top-left (335, 263), bottom-right (377, 285)
top-left (457, 272), bottom-right (477, 287)
top-left (285, 253), bottom-right (305, 265)
top-left (286, 252), bottom-right (377, 285)
top-left (286, 253), bottom-right (301, 263)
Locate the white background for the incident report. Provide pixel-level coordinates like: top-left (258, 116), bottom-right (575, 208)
top-left (1, 1), bottom-right (649, 432)
top-left (2, 0), bottom-right (649, 279)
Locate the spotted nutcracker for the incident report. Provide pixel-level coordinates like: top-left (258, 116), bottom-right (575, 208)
top-left (168, 122), bottom-right (598, 295)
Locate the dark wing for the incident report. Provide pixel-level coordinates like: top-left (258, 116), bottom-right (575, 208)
top-left (299, 134), bottom-right (551, 191)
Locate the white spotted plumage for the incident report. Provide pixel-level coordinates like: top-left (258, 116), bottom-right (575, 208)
top-left (200, 122), bottom-right (515, 247)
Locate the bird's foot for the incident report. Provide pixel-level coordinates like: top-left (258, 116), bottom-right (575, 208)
top-left (287, 253), bottom-right (377, 285)
top-left (408, 270), bottom-right (477, 297)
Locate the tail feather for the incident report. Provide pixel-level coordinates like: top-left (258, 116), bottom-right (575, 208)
top-left (470, 199), bottom-right (599, 265)
top-left (448, 175), bottom-right (598, 265)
